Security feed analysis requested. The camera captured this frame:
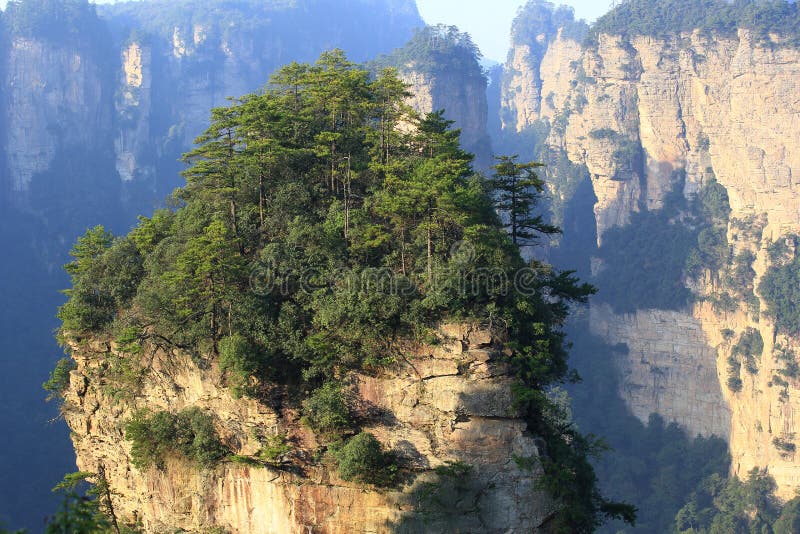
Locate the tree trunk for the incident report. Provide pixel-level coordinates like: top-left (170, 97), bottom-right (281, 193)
top-left (226, 129), bottom-right (240, 245)
top-left (344, 155), bottom-right (351, 240)
top-left (210, 276), bottom-right (218, 355)
top-left (400, 225), bottom-right (407, 276)
top-left (97, 465), bottom-right (121, 534)
top-left (511, 177), bottom-right (518, 245)
top-left (427, 200), bottom-right (433, 285)
top-left (258, 171), bottom-right (265, 233)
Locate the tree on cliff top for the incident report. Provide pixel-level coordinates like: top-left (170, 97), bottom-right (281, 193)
top-left (54, 50), bottom-right (634, 532)
top-left (371, 24), bottom-right (485, 80)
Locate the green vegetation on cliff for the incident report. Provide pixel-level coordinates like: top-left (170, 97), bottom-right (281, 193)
top-left (125, 408), bottom-right (228, 469)
top-left (594, 179), bottom-right (730, 313)
top-left (592, 0), bottom-right (800, 45)
top-left (511, 0), bottom-right (589, 46)
top-left (54, 50), bottom-right (634, 531)
top-left (372, 24), bottom-right (484, 79)
top-left (760, 246), bottom-right (800, 336)
top-left (4, 0), bottom-right (107, 47)
top-left (674, 468), bottom-right (800, 533)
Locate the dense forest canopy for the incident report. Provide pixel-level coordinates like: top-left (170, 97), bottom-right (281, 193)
top-left (51, 50), bottom-right (634, 532)
top-left (592, 0), bottom-right (800, 43)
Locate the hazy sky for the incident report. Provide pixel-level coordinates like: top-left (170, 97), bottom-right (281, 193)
top-left (416, 0), bottom-right (613, 61)
top-left (0, 0), bottom-right (614, 62)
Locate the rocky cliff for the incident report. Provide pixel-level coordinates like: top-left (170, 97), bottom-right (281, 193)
top-left (4, 36), bottom-right (113, 202)
top-left (374, 25), bottom-right (493, 169)
top-left (499, 7), bottom-right (800, 497)
top-left (62, 325), bottom-right (553, 533)
top-left (0, 0), bottom-right (424, 207)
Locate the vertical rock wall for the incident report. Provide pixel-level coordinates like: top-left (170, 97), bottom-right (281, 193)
top-left (499, 15), bottom-right (800, 497)
top-left (62, 326), bottom-right (553, 533)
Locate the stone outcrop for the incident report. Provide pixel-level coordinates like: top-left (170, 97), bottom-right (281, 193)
top-left (589, 304), bottom-right (731, 439)
top-left (62, 325), bottom-right (553, 533)
top-left (116, 42), bottom-right (153, 183)
top-left (505, 29), bottom-right (800, 244)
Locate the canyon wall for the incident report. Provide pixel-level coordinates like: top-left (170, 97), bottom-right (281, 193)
top-left (0, 0), bottom-right (425, 207)
top-left (499, 13), bottom-right (800, 497)
top-left (4, 37), bottom-right (113, 200)
top-left (62, 326), bottom-right (553, 533)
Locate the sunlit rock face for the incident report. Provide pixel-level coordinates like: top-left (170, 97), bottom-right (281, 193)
top-left (63, 325), bottom-right (553, 533)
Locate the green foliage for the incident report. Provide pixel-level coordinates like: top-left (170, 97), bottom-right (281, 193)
top-left (727, 377), bottom-right (744, 393)
top-left (760, 255), bottom-right (800, 336)
top-left (596, 178), bottom-right (730, 313)
top-left (728, 250), bottom-right (758, 313)
top-left (124, 408), bottom-right (228, 470)
top-left (674, 468), bottom-right (782, 533)
top-left (775, 344), bottom-right (799, 379)
top-left (721, 328), bottom-right (736, 340)
top-left (696, 132), bottom-right (711, 151)
top-left (45, 492), bottom-right (108, 534)
top-left (219, 334), bottom-right (258, 397)
top-left (696, 178), bottom-right (732, 223)
top-left (43, 358), bottom-right (76, 401)
top-left (489, 156), bottom-right (560, 246)
top-left (45, 471), bottom-right (115, 534)
top-left (774, 497), bottom-right (800, 533)
top-left (511, 0), bottom-right (589, 46)
top-left (409, 460), bottom-right (478, 524)
top-left (732, 328), bottom-right (764, 374)
top-left (766, 235), bottom-right (797, 263)
top-left (727, 354), bottom-right (744, 392)
top-left (4, 0), bottom-right (109, 51)
top-left (258, 434), bottom-right (291, 464)
top-left (373, 24), bottom-right (483, 79)
top-left (773, 436), bottom-right (796, 455)
top-left (589, 128), bottom-right (619, 140)
top-left (330, 432), bottom-right (397, 486)
top-left (594, 199), bottom-right (695, 312)
top-left (301, 382), bottom-right (353, 436)
top-left (58, 227), bottom-right (144, 335)
top-left (592, 0), bottom-right (800, 47)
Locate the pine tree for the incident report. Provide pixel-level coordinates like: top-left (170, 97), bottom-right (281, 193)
top-left (489, 155), bottom-right (560, 246)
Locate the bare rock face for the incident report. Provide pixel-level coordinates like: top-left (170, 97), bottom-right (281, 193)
top-left (62, 325), bottom-right (553, 533)
top-left (506, 29), bottom-right (800, 244)
top-left (4, 38), bottom-right (112, 200)
top-left (116, 42), bottom-right (153, 183)
top-left (2, 1), bottom-right (427, 206)
top-left (589, 304), bottom-right (732, 440)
